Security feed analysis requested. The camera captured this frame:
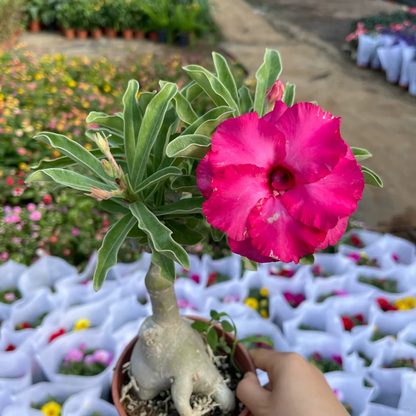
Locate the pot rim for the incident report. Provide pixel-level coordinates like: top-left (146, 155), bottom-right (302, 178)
top-left (112, 315), bottom-right (255, 416)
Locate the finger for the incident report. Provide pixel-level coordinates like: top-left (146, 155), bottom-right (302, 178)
top-left (250, 348), bottom-right (285, 373)
top-left (237, 371), bottom-right (270, 416)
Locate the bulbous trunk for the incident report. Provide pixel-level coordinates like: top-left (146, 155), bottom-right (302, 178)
top-left (130, 263), bottom-right (235, 416)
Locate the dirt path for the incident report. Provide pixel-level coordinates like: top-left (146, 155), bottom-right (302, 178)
top-left (210, 0), bottom-right (416, 233)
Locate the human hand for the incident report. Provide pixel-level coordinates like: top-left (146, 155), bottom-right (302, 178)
top-left (237, 349), bottom-right (349, 416)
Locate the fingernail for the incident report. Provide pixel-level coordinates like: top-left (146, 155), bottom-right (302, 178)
top-left (244, 371), bottom-right (253, 379)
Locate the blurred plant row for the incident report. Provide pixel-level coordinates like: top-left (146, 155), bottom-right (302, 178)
top-left (0, 45), bottom-right (247, 266)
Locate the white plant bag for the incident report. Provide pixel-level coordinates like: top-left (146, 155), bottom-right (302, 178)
top-left (368, 288), bottom-right (416, 321)
top-left (369, 234), bottom-right (416, 266)
top-left (370, 34), bottom-right (396, 70)
top-left (0, 259), bottom-right (27, 287)
top-left (326, 292), bottom-right (373, 337)
top-left (283, 302), bottom-right (331, 345)
top-left (339, 244), bottom-right (396, 270)
top-left (370, 342), bottom-right (416, 408)
top-left (62, 387), bottom-right (118, 416)
top-left (0, 323), bottom-right (33, 352)
top-left (258, 260), bottom-right (303, 280)
top-left (409, 61), bottom-right (416, 96)
top-left (36, 329), bottom-right (116, 399)
top-left (357, 34), bottom-right (379, 67)
top-left (118, 272), bottom-right (147, 299)
top-left (103, 295), bottom-right (151, 333)
top-left (305, 276), bottom-right (355, 303)
top-left (201, 253), bottom-right (242, 286)
top-left (112, 252), bottom-right (151, 280)
top-left (303, 253), bottom-right (354, 280)
top-left (174, 280), bottom-right (207, 314)
top-left (0, 389), bottom-right (13, 414)
top-left (340, 229), bottom-right (383, 249)
top-left (361, 403), bottom-right (416, 416)
top-left (18, 256), bottom-right (77, 296)
top-left (325, 372), bottom-right (376, 416)
top-left (399, 371), bottom-right (416, 414)
top-left (397, 322), bottom-right (416, 346)
top-left (400, 44), bottom-right (416, 88)
top-left (369, 308), bottom-right (416, 336)
top-left (0, 349), bottom-right (32, 393)
top-left (378, 44), bottom-right (404, 83)
top-left (175, 254), bottom-right (204, 286)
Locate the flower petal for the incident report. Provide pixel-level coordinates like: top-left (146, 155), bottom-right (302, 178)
top-left (210, 112), bottom-right (286, 170)
top-left (203, 164), bottom-right (270, 241)
top-left (228, 237), bottom-right (276, 263)
top-left (196, 154), bottom-right (214, 199)
top-left (248, 196), bottom-right (326, 263)
top-left (319, 217), bottom-right (349, 249)
top-left (263, 100), bottom-right (288, 124)
top-left (282, 157), bottom-right (364, 231)
top-left (277, 103), bottom-right (347, 183)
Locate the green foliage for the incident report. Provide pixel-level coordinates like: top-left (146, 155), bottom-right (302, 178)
top-left (358, 276), bottom-right (398, 293)
top-left (0, 0), bottom-right (23, 42)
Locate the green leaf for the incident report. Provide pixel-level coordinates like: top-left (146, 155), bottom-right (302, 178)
top-left (299, 254), bottom-right (315, 266)
top-left (186, 82), bottom-right (204, 102)
top-left (210, 310), bottom-right (227, 320)
top-left (254, 49), bottom-right (282, 117)
top-left (26, 169), bottom-right (115, 193)
top-left (351, 147), bottom-right (373, 161)
top-left (171, 175), bottom-right (199, 193)
top-left (239, 86), bottom-right (253, 115)
top-left (161, 81), bottom-right (198, 125)
top-left (152, 197), bottom-right (204, 216)
top-left (221, 320), bottom-right (234, 333)
top-left (127, 226), bottom-right (148, 239)
top-left (242, 257), bottom-right (258, 271)
top-left (166, 220), bottom-right (205, 245)
top-left (183, 107), bottom-right (234, 136)
top-left (138, 91), bottom-right (157, 118)
top-left (183, 65), bottom-right (239, 114)
top-left (166, 134), bottom-right (211, 159)
top-left (149, 241), bottom-right (176, 283)
top-left (86, 128), bottom-right (124, 148)
top-left (135, 167), bottom-right (182, 193)
top-left (282, 83), bottom-right (296, 107)
top-left (130, 201), bottom-right (190, 270)
top-left (210, 226), bottom-right (225, 242)
top-left (99, 199), bottom-right (129, 215)
top-left (86, 112), bottom-right (124, 135)
top-left (123, 80), bottom-right (140, 176)
top-left (362, 166), bottom-right (383, 187)
top-left (207, 328), bottom-right (219, 351)
top-left (212, 52), bottom-right (239, 104)
top-left (93, 214), bottom-right (137, 290)
top-left (192, 321), bottom-right (210, 333)
top-left (238, 336), bottom-right (275, 348)
top-left (132, 83), bottom-right (178, 187)
top-left (34, 132), bottom-right (111, 182)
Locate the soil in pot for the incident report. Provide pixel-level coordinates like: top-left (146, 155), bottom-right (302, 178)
top-left (120, 352), bottom-right (244, 415)
top-left (64, 28), bottom-right (75, 39)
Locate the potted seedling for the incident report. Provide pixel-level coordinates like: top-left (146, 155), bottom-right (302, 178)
top-left (27, 49), bottom-right (380, 415)
top-left (141, 0), bottom-right (171, 43)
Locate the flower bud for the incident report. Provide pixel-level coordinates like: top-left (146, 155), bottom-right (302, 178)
top-left (265, 80), bottom-right (285, 113)
top-left (86, 186), bottom-right (123, 200)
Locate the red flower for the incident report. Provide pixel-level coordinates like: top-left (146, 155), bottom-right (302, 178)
top-left (6, 177), bottom-right (14, 186)
top-left (207, 272), bottom-right (218, 286)
top-left (49, 328), bottom-right (66, 343)
top-left (354, 313), bottom-right (364, 323)
top-left (341, 316), bottom-right (354, 331)
top-left (21, 322), bottom-right (32, 329)
top-left (17, 179), bottom-right (25, 185)
top-left (50, 236), bottom-right (58, 243)
top-left (5, 344), bottom-right (16, 351)
top-left (376, 298), bottom-right (390, 312)
top-left (43, 195), bottom-right (52, 204)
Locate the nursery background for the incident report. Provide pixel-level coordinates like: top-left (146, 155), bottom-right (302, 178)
top-left (1, 0), bottom-right (416, 415)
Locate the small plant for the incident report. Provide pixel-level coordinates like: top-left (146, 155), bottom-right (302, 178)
top-left (298, 323), bottom-right (322, 331)
top-left (284, 291), bottom-right (306, 308)
top-left (357, 351), bottom-right (373, 367)
top-left (371, 327), bottom-right (395, 342)
top-left (385, 358), bottom-right (416, 369)
top-left (207, 271), bottom-right (230, 286)
top-left (0, 286), bottom-right (22, 304)
top-left (0, 0), bottom-right (24, 42)
top-left (346, 252), bottom-right (379, 267)
top-left (311, 264), bottom-right (332, 278)
top-left (15, 312), bottom-right (48, 330)
top-left (317, 290), bottom-right (348, 303)
top-left (268, 265), bottom-right (295, 278)
top-left (309, 352), bottom-right (343, 373)
top-left (140, 0), bottom-right (171, 29)
top-left (343, 233), bottom-right (365, 248)
top-left (358, 276), bottom-right (398, 293)
top-left (31, 396), bottom-right (63, 415)
top-left (245, 287), bottom-right (270, 318)
top-left (376, 296), bottom-right (416, 311)
top-left (192, 310), bottom-right (274, 371)
top-left (341, 313), bottom-right (366, 331)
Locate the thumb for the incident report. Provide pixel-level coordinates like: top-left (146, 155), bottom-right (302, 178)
top-left (236, 372), bottom-right (270, 416)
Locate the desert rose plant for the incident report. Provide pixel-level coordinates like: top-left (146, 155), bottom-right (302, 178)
top-left (27, 49), bottom-right (381, 416)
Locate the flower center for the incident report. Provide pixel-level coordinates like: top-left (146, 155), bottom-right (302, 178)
top-left (270, 167), bottom-right (295, 194)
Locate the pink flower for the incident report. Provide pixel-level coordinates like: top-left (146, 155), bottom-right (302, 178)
top-left (197, 103), bottom-right (364, 263)
top-left (65, 348), bottom-right (83, 363)
top-left (265, 80), bottom-right (285, 113)
top-left (333, 290), bottom-right (348, 296)
top-left (13, 206), bottom-right (21, 214)
top-left (71, 228), bottom-right (80, 237)
top-left (27, 203), bottom-right (36, 212)
top-left (375, 24), bottom-right (383, 30)
top-left (332, 355), bottom-right (343, 365)
top-left (1, 253), bottom-right (9, 261)
top-left (346, 252), bottom-right (361, 262)
top-left (223, 295), bottom-right (240, 303)
top-left (333, 389), bottom-right (344, 402)
top-left (4, 293), bottom-right (16, 302)
top-left (190, 274), bottom-right (200, 283)
top-left (17, 147), bottom-right (26, 156)
top-left (84, 354), bottom-right (95, 365)
top-left (29, 211), bottom-right (42, 221)
top-left (392, 254), bottom-right (399, 262)
top-left (177, 299), bottom-right (196, 310)
top-left (92, 349), bottom-right (113, 366)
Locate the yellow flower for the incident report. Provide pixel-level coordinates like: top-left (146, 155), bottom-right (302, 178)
top-left (245, 297), bottom-right (259, 310)
top-left (136, 91), bottom-right (141, 99)
top-left (103, 84), bottom-right (111, 93)
top-left (82, 101), bottom-right (90, 109)
top-left (47, 99), bottom-right (54, 106)
top-left (260, 309), bottom-right (269, 319)
top-left (68, 80), bottom-right (77, 88)
top-left (52, 150), bottom-right (61, 158)
top-left (51, 87), bottom-right (58, 93)
top-left (35, 73), bottom-right (42, 80)
top-left (405, 297), bottom-right (416, 310)
top-left (84, 143), bottom-right (92, 150)
top-left (73, 318), bottom-right (91, 331)
top-left (17, 88), bottom-right (24, 94)
top-left (0, 170), bottom-right (3, 177)
top-left (260, 287), bottom-right (269, 297)
top-left (394, 299), bottom-right (408, 310)
top-left (40, 401), bottom-right (61, 416)
top-left (260, 299), bottom-right (268, 308)
top-left (19, 162), bottom-right (30, 172)
top-left (3, 108), bottom-right (11, 116)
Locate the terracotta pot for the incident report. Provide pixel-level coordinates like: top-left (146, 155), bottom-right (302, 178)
top-left (122, 29), bottom-right (133, 40)
top-left (77, 30), bottom-right (88, 39)
top-left (148, 31), bottom-right (158, 42)
top-left (134, 30), bottom-right (145, 39)
top-left (112, 316), bottom-right (255, 416)
top-left (29, 20), bottom-right (40, 33)
top-left (92, 28), bottom-right (102, 39)
top-left (64, 28), bottom-right (75, 40)
top-left (105, 28), bottom-right (117, 38)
